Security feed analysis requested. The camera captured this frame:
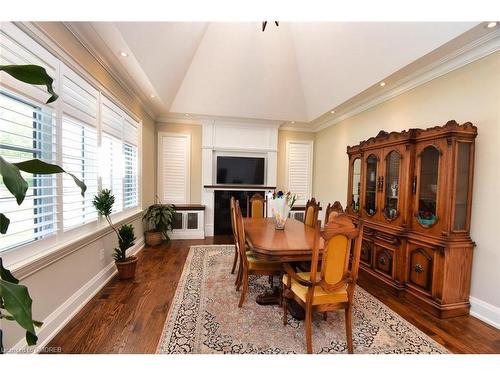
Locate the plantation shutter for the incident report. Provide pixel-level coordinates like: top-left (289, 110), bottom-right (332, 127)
top-left (286, 141), bottom-right (313, 205)
top-left (61, 65), bottom-right (99, 229)
top-left (123, 116), bottom-right (139, 209)
top-left (160, 134), bottom-right (189, 204)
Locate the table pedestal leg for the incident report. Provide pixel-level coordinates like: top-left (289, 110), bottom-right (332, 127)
top-left (255, 286), bottom-right (305, 320)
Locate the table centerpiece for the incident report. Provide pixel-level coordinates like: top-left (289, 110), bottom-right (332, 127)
top-left (267, 190), bottom-right (297, 230)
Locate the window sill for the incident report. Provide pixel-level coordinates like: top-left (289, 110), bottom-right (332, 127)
top-left (4, 209), bottom-right (143, 281)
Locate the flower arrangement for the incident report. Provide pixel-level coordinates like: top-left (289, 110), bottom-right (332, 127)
top-left (267, 190), bottom-right (298, 230)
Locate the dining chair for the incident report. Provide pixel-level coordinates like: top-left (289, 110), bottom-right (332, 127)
top-left (303, 198), bottom-right (320, 227)
top-left (282, 214), bottom-right (364, 354)
top-left (325, 201), bottom-right (344, 224)
top-left (247, 193), bottom-right (266, 218)
top-left (229, 196), bottom-right (239, 275)
top-left (233, 200), bottom-right (282, 307)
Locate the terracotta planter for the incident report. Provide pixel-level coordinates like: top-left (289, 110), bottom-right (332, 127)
top-left (116, 256), bottom-right (138, 280)
top-left (144, 230), bottom-right (163, 247)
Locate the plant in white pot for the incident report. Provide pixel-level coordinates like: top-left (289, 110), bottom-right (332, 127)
top-left (92, 189), bottom-right (138, 279)
top-left (143, 203), bottom-right (176, 247)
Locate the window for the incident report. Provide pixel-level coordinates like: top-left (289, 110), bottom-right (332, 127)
top-left (0, 22), bottom-right (141, 254)
top-left (158, 133), bottom-right (190, 204)
top-left (285, 140), bottom-right (313, 205)
top-left (0, 91), bottom-right (57, 251)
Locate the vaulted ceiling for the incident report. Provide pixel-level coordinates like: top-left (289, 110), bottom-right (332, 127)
top-left (68, 22), bottom-right (480, 124)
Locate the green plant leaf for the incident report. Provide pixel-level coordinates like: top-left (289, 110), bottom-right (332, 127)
top-left (33, 320), bottom-right (43, 328)
top-left (26, 330), bottom-right (38, 346)
top-left (14, 159), bottom-right (86, 197)
top-left (0, 258), bottom-right (19, 284)
top-left (0, 64), bottom-right (58, 104)
top-left (0, 155), bottom-right (28, 205)
top-left (0, 213), bottom-right (10, 234)
top-left (0, 279), bottom-right (36, 337)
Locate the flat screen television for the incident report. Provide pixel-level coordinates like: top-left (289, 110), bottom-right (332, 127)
top-left (216, 156), bottom-right (265, 185)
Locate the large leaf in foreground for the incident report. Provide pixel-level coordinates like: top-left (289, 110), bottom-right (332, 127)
top-left (0, 213), bottom-right (10, 234)
top-left (14, 159), bottom-right (87, 196)
top-left (0, 64), bottom-right (58, 104)
top-left (0, 155), bottom-right (28, 205)
top-left (0, 279), bottom-right (37, 339)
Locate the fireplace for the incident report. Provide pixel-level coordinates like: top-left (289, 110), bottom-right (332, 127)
top-left (214, 190), bottom-right (265, 235)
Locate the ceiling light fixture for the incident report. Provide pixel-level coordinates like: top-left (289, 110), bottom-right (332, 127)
top-left (184, 113), bottom-right (190, 117)
top-left (150, 94), bottom-right (156, 98)
top-left (486, 22), bottom-right (497, 28)
top-left (379, 81), bottom-right (386, 87)
top-left (330, 110), bottom-right (335, 114)
top-left (262, 21), bottom-right (279, 32)
top-left (120, 51), bottom-right (128, 57)
top-left (291, 121), bottom-right (295, 124)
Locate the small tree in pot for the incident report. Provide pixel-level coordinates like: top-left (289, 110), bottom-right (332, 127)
top-left (143, 203), bottom-right (176, 247)
top-left (93, 189), bottom-right (138, 280)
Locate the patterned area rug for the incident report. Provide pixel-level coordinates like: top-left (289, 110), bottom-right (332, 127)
top-left (157, 245), bottom-right (448, 354)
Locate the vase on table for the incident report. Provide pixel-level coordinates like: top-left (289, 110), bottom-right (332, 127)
top-left (268, 191), bottom-right (297, 230)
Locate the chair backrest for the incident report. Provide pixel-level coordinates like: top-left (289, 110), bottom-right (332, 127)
top-left (233, 200), bottom-right (249, 271)
top-left (325, 201), bottom-right (344, 224)
top-left (247, 193), bottom-right (265, 218)
top-left (309, 215), bottom-right (364, 298)
top-left (304, 198), bottom-right (320, 227)
top-left (230, 196), bottom-right (238, 244)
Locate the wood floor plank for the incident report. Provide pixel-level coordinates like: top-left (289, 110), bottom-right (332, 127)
top-left (45, 236), bottom-right (500, 354)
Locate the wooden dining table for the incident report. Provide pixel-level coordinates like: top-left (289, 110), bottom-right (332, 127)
top-left (243, 217), bottom-right (324, 318)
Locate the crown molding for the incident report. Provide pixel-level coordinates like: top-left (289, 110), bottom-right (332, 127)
top-left (156, 113), bottom-right (283, 129)
top-left (278, 125), bottom-right (315, 132)
top-left (312, 29), bottom-right (500, 133)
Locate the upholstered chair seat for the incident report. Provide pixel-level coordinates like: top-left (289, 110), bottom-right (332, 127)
top-left (282, 272), bottom-right (348, 305)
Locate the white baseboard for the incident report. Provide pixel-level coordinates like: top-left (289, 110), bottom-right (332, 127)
top-left (470, 296), bottom-right (500, 329)
top-left (9, 237), bottom-right (145, 354)
top-left (169, 230), bottom-right (205, 240)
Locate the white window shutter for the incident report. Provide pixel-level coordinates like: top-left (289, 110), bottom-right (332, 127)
top-left (160, 134), bottom-right (189, 204)
top-left (286, 141), bottom-right (313, 205)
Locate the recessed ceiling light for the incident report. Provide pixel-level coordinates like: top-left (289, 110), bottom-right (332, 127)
top-left (487, 22), bottom-right (497, 29)
top-left (120, 51), bottom-right (128, 57)
top-left (379, 81), bottom-right (386, 87)
top-left (184, 113), bottom-right (190, 117)
top-left (150, 94), bottom-right (156, 98)
top-left (291, 121), bottom-right (295, 124)
top-left (330, 110), bottom-right (335, 114)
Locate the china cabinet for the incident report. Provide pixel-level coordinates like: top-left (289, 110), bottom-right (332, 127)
top-left (346, 120), bottom-right (477, 318)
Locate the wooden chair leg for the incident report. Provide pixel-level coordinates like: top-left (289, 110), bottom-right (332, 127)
top-left (238, 270), bottom-right (249, 308)
top-left (269, 275), bottom-right (274, 288)
top-left (282, 287), bottom-right (288, 326)
top-left (345, 304), bottom-right (353, 354)
top-left (235, 262), bottom-right (243, 290)
top-left (231, 248), bottom-right (238, 274)
top-left (305, 306), bottom-right (313, 354)
top-left (323, 312), bottom-right (327, 321)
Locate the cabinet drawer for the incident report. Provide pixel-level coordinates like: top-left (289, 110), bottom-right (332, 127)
top-left (374, 245), bottom-right (394, 279)
top-left (407, 246), bottom-right (434, 293)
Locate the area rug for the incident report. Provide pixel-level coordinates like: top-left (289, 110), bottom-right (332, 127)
top-left (157, 245), bottom-right (448, 354)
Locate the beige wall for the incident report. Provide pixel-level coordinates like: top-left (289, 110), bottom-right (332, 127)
top-left (156, 122), bottom-right (202, 203)
top-left (3, 23), bottom-right (157, 350)
top-left (277, 130), bottom-right (315, 191)
top-left (313, 52), bottom-right (500, 309)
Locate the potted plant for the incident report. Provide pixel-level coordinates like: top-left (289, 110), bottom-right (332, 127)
top-left (93, 189), bottom-right (138, 280)
top-left (143, 203), bottom-right (176, 246)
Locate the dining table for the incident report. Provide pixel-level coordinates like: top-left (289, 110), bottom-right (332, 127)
top-left (243, 217), bottom-right (325, 319)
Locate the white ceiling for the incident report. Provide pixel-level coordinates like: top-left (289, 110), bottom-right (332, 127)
top-left (68, 22), bottom-right (479, 123)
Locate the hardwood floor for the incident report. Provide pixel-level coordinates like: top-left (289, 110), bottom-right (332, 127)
top-left (46, 236), bottom-right (500, 354)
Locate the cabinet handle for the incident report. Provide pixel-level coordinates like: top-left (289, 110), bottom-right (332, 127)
top-left (412, 176), bottom-right (417, 194)
top-left (378, 257), bottom-right (386, 265)
top-left (414, 264), bottom-right (424, 273)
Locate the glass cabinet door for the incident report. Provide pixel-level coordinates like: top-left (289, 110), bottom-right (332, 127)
top-left (453, 142), bottom-right (471, 231)
top-left (383, 151), bottom-right (401, 220)
top-left (416, 146), bottom-right (439, 226)
top-left (351, 158), bottom-right (361, 213)
top-left (364, 155), bottom-right (378, 216)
